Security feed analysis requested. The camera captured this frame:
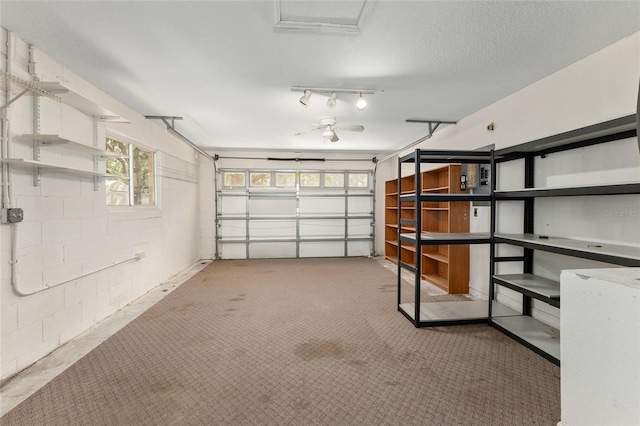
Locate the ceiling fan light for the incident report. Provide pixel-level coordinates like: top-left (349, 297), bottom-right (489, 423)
top-left (299, 90), bottom-right (311, 107)
top-left (327, 92), bottom-right (337, 109)
top-left (356, 93), bottom-right (367, 111)
top-left (322, 127), bottom-right (339, 142)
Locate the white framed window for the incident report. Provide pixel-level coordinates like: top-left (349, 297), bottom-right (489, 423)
top-left (250, 172), bottom-right (271, 187)
top-left (348, 173), bottom-right (369, 188)
top-left (324, 172), bottom-right (345, 188)
top-left (224, 172), bottom-right (246, 188)
top-left (299, 172), bottom-right (320, 187)
top-left (106, 137), bottom-right (156, 206)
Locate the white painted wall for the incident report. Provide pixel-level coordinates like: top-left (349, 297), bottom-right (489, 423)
top-left (560, 268), bottom-right (640, 426)
top-left (0, 29), bottom-right (214, 380)
top-left (375, 32), bottom-right (640, 312)
top-left (199, 154), bottom-right (216, 260)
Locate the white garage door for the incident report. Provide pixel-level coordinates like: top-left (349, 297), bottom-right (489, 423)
top-left (216, 169), bottom-right (374, 259)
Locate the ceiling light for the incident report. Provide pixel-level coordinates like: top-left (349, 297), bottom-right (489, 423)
top-left (356, 93), bottom-right (367, 111)
top-left (327, 92), bottom-right (337, 109)
top-left (322, 128), bottom-right (339, 143)
top-left (299, 89), bottom-right (311, 107)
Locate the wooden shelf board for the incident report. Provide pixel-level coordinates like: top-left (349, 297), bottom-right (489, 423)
top-left (422, 186), bottom-right (449, 192)
top-left (421, 273), bottom-right (448, 289)
top-left (401, 244), bottom-right (417, 253)
top-left (423, 252), bottom-right (449, 264)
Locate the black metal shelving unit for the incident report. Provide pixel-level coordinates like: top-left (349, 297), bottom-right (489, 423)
top-left (397, 149), bottom-right (494, 327)
top-left (490, 114), bottom-right (640, 365)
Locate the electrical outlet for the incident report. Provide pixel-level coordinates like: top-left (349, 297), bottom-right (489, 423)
top-left (1, 208), bottom-right (24, 223)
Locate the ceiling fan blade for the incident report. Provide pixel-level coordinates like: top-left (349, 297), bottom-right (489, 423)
top-left (334, 124), bottom-right (364, 132)
top-left (294, 125), bottom-right (323, 136)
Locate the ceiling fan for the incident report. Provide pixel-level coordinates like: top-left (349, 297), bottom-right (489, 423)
top-left (294, 116), bottom-right (364, 143)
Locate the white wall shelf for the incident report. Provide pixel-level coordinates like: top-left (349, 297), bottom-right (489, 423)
top-left (0, 158), bottom-right (120, 179)
top-left (34, 81), bottom-right (128, 122)
top-left (19, 134), bottom-right (122, 158)
top-left (1, 72), bottom-right (128, 122)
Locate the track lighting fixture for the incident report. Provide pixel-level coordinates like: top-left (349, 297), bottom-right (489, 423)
top-left (327, 92), bottom-right (337, 109)
top-left (299, 89), bottom-right (311, 107)
top-left (291, 86), bottom-right (374, 110)
top-left (356, 93), bottom-right (367, 111)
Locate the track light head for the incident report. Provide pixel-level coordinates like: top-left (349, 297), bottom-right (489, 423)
top-left (356, 93), bottom-right (367, 111)
top-left (299, 90), bottom-right (311, 107)
top-left (327, 92), bottom-right (337, 109)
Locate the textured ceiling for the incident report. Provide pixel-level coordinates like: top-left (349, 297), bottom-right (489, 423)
top-left (1, 1), bottom-right (639, 154)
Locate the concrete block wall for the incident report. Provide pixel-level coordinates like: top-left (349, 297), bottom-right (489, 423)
top-left (0, 29), bottom-right (214, 380)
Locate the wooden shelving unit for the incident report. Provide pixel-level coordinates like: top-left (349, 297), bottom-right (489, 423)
top-left (420, 165), bottom-right (469, 294)
top-left (384, 174), bottom-right (416, 265)
top-left (385, 165), bottom-right (471, 294)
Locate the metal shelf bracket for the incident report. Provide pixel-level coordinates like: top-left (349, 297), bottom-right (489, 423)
top-left (0, 71), bottom-right (61, 110)
top-left (405, 119), bottom-right (458, 139)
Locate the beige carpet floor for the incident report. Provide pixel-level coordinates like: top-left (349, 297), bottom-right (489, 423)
top-left (1, 258), bottom-right (560, 425)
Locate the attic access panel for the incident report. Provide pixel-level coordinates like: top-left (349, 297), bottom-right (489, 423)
top-left (274, 0), bottom-right (374, 32)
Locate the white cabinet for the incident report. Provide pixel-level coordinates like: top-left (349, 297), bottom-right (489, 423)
top-left (560, 268), bottom-right (640, 426)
